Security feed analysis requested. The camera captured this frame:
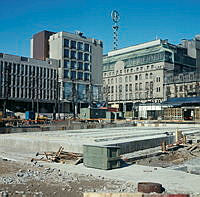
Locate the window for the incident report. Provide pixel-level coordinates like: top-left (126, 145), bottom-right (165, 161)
top-left (84, 53), bottom-right (89, 61)
top-left (64, 39), bottom-right (69, 47)
top-left (71, 61), bottom-right (76, 69)
top-left (64, 70), bottom-right (69, 78)
top-left (77, 42), bottom-right (83, 50)
top-left (17, 64), bottom-right (20, 74)
top-left (78, 72), bottom-right (83, 80)
top-left (126, 84), bottom-right (128, 91)
top-left (151, 65), bottom-right (154, 69)
top-left (64, 60), bottom-right (69, 68)
top-left (119, 77), bottom-right (122, 83)
top-left (145, 73), bottom-right (148, 79)
top-left (129, 76), bottom-right (132, 82)
top-left (129, 93), bottom-right (132, 100)
top-left (84, 43), bottom-right (90, 52)
top-left (111, 86), bottom-right (114, 93)
top-left (150, 73), bottom-right (153, 79)
top-left (129, 84), bottom-right (132, 91)
top-left (84, 63), bottom-right (89, 71)
top-left (71, 40), bottom-right (76, 49)
top-left (139, 74), bottom-right (142, 80)
top-left (77, 52), bottom-right (83, 60)
top-left (71, 51), bottom-right (76, 59)
top-left (156, 77), bottom-right (160, 82)
top-left (139, 83), bottom-right (142, 90)
top-left (135, 75), bottom-right (138, 80)
top-left (21, 65), bottom-right (24, 75)
top-left (71, 71), bottom-right (76, 80)
top-left (111, 78), bottom-right (113, 84)
top-left (84, 73), bottom-right (90, 81)
top-left (125, 76), bottom-right (128, 82)
top-left (140, 67), bottom-right (143, 71)
top-left (179, 86), bottom-right (183, 92)
top-left (108, 79), bottom-right (110, 84)
top-left (119, 85), bottom-right (122, 92)
top-left (64, 49), bottom-right (69, 58)
top-left (145, 82), bottom-right (149, 90)
top-left (78, 62), bottom-right (83, 70)
top-left (135, 83), bottom-right (138, 91)
top-left (156, 87), bottom-right (161, 92)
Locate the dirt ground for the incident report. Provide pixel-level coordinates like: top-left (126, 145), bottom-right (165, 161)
top-left (135, 144), bottom-right (200, 168)
top-left (0, 159), bottom-right (131, 197)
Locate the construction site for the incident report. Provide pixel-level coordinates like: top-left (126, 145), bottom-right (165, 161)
top-left (1, 119), bottom-right (200, 197)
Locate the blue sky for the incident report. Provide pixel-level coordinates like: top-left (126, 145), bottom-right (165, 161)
top-left (0, 0), bottom-right (200, 57)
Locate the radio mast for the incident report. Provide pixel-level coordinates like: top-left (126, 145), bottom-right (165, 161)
top-left (111, 10), bottom-right (120, 50)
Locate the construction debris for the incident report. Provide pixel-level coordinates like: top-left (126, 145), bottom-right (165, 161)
top-left (31, 146), bottom-right (83, 165)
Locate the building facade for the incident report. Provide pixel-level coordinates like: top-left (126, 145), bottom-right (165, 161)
top-left (48, 31), bottom-right (103, 112)
top-left (103, 37), bottom-right (198, 112)
top-left (165, 72), bottom-right (200, 98)
top-left (0, 53), bottom-right (59, 113)
top-left (30, 30), bottom-right (55, 61)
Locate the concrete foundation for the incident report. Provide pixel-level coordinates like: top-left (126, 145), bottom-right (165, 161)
top-left (1, 125), bottom-right (200, 155)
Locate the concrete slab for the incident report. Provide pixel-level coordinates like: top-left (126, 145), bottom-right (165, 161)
top-left (1, 125), bottom-right (200, 154)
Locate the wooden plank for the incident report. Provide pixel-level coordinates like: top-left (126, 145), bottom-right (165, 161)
top-left (83, 193), bottom-right (144, 197)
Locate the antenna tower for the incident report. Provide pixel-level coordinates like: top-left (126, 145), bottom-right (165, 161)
top-left (111, 10), bottom-right (120, 50)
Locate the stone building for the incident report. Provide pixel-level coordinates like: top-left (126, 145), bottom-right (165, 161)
top-left (103, 37), bottom-right (198, 112)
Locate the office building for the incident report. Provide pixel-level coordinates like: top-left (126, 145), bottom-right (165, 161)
top-left (0, 53), bottom-right (59, 113)
top-left (48, 31), bottom-right (103, 112)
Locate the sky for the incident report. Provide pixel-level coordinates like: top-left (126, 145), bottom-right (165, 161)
top-left (0, 0), bottom-right (200, 57)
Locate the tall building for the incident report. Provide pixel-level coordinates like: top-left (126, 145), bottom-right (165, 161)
top-left (102, 37), bottom-right (198, 112)
top-left (30, 30), bottom-right (55, 61)
top-left (0, 53), bottom-right (59, 113)
top-left (48, 31), bottom-right (103, 112)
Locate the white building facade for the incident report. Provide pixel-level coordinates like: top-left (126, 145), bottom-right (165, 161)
top-left (49, 31), bottom-right (103, 112)
top-left (103, 38), bottom-right (197, 112)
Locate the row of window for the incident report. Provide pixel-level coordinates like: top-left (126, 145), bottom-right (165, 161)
top-left (105, 73), bottom-right (154, 84)
top-left (64, 60), bottom-right (90, 71)
top-left (105, 92), bottom-right (161, 101)
top-left (104, 64), bottom-right (157, 77)
top-left (64, 49), bottom-right (91, 61)
top-left (64, 39), bottom-right (91, 52)
top-left (64, 70), bottom-right (90, 81)
top-left (167, 84), bottom-right (200, 92)
top-left (0, 61), bottom-right (57, 79)
top-left (104, 82), bottom-right (156, 93)
top-left (0, 87), bottom-right (56, 100)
